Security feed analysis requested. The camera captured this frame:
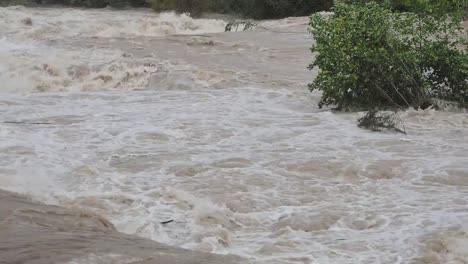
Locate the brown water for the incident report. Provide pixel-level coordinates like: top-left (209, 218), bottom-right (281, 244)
top-left (0, 189), bottom-right (244, 264)
top-left (0, 6), bottom-right (467, 264)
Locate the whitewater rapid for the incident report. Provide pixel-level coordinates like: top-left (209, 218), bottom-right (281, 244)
top-left (0, 7), bottom-right (467, 264)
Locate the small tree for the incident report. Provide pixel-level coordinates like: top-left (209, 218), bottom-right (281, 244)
top-left (309, 0), bottom-right (468, 110)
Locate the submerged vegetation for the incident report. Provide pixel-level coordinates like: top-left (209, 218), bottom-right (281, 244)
top-left (309, 0), bottom-right (467, 131)
top-left (357, 109), bottom-right (406, 134)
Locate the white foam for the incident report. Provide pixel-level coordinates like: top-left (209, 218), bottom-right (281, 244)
top-left (1, 86), bottom-right (467, 263)
top-left (0, 7), bottom-right (226, 40)
top-left (0, 37), bottom-right (167, 92)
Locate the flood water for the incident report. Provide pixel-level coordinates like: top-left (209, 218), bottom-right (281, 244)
top-left (0, 6), bottom-right (467, 264)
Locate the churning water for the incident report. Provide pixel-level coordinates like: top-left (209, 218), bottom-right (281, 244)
top-left (0, 7), bottom-right (467, 264)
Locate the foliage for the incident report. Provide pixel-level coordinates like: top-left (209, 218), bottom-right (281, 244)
top-left (0, 0), bottom-right (333, 18)
top-left (0, 0), bottom-right (148, 7)
top-left (0, 0), bottom-right (35, 6)
top-left (339, 0), bottom-right (464, 13)
top-left (65, 0), bottom-right (107, 7)
top-left (248, 0), bottom-right (334, 19)
top-left (148, 0), bottom-right (333, 19)
top-left (309, 0), bottom-right (468, 110)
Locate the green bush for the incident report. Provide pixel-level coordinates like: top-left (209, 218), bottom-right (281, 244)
top-left (309, 0), bottom-right (467, 110)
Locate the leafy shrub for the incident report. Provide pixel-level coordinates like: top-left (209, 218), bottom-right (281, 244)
top-left (309, 0), bottom-right (467, 110)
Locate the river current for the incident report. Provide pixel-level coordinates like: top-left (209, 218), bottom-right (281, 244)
top-left (0, 6), bottom-right (467, 264)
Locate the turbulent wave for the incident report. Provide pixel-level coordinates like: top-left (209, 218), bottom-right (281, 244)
top-left (0, 7), bottom-right (233, 93)
top-left (0, 39), bottom-right (244, 93)
top-left (0, 6), bottom-right (226, 40)
top-left (0, 40), bottom-right (159, 92)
